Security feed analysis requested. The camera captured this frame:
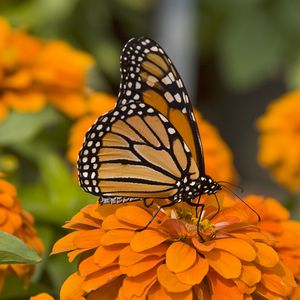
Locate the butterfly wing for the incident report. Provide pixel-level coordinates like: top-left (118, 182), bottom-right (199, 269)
top-left (118, 37), bottom-right (205, 173)
top-left (77, 102), bottom-right (199, 204)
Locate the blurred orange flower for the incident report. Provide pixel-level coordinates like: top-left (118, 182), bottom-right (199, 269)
top-left (257, 90), bottom-right (300, 192)
top-left (0, 176), bottom-right (44, 292)
top-left (195, 111), bottom-right (237, 184)
top-left (0, 17), bottom-right (94, 121)
top-left (234, 195), bottom-right (300, 300)
top-left (52, 194), bottom-right (296, 299)
top-left (67, 92), bottom-right (116, 164)
top-left (29, 293), bottom-right (55, 300)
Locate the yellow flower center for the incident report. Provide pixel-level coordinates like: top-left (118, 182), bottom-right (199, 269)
top-left (174, 206), bottom-right (194, 222)
top-left (199, 219), bottom-right (216, 240)
top-left (170, 206), bottom-right (217, 240)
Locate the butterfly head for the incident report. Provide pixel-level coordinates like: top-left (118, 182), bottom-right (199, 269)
top-left (174, 175), bottom-right (221, 203)
top-left (199, 176), bottom-right (222, 195)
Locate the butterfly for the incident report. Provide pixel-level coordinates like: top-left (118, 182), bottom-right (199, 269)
top-left (77, 37), bottom-right (221, 212)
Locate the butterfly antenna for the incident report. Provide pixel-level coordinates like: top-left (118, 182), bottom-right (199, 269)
top-left (221, 185), bottom-right (261, 222)
top-left (218, 181), bottom-right (244, 193)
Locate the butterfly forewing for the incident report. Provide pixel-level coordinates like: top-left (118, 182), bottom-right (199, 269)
top-left (119, 37), bottom-right (205, 173)
top-left (77, 101), bottom-right (199, 204)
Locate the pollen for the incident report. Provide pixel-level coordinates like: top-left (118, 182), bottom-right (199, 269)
top-left (199, 219), bottom-right (216, 240)
top-left (174, 206), bottom-right (193, 222)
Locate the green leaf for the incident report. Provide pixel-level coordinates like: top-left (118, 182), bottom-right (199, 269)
top-left (47, 254), bottom-right (77, 292)
top-left (1, 275), bottom-right (53, 300)
top-left (286, 53), bottom-right (300, 89)
top-left (0, 231), bottom-right (41, 264)
top-left (0, 108), bottom-right (60, 146)
top-left (19, 147), bottom-right (93, 225)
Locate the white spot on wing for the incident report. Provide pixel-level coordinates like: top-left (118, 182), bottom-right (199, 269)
top-left (169, 72), bottom-right (175, 82)
top-left (183, 143), bottom-right (190, 152)
top-left (146, 75), bottom-right (158, 87)
top-left (168, 127), bottom-right (176, 134)
top-left (165, 92), bottom-right (174, 103)
top-left (162, 76), bottom-right (172, 85)
top-left (174, 93), bottom-right (182, 103)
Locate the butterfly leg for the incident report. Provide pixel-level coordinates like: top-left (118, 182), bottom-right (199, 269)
top-left (187, 197), bottom-right (205, 239)
top-left (136, 200), bottom-right (176, 232)
top-left (208, 194), bottom-right (220, 221)
top-left (196, 206), bottom-right (206, 240)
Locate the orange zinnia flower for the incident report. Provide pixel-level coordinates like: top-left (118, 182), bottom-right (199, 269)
top-left (52, 193), bottom-right (296, 299)
top-left (235, 195), bottom-right (300, 300)
top-left (257, 90), bottom-right (300, 192)
top-left (29, 293), bottom-right (55, 300)
top-left (0, 17), bottom-right (94, 121)
top-left (0, 176), bottom-right (44, 292)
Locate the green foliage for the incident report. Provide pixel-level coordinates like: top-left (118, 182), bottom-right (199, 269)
top-left (1, 277), bottom-right (52, 300)
top-left (217, 10), bottom-right (284, 90)
top-left (0, 109), bottom-right (61, 146)
top-left (19, 149), bottom-right (93, 225)
top-left (0, 231), bottom-right (41, 264)
top-left (199, 0), bottom-right (300, 91)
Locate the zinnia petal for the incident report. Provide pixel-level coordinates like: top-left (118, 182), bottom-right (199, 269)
top-left (192, 237), bottom-right (215, 252)
top-left (148, 282), bottom-right (193, 300)
top-left (176, 256), bottom-right (209, 285)
top-left (30, 293), bottom-right (55, 300)
top-left (81, 265), bottom-right (122, 293)
top-left (101, 229), bottom-right (135, 246)
top-left (166, 241), bottom-right (197, 273)
top-left (234, 279), bottom-right (256, 294)
top-left (115, 205), bottom-right (153, 228)
top-left (130, 229), bottom-right (168, 252)
top-left (102, 214), bottom-right (136, 230)
top-left (73, 229), bottom-right (104, 249)
top-left (60, 272), bottom-right (85, 300)
top-left (261, 261), bottom-right (295, 296)
top-left (254, 242), bottom-right (279, 268)
top-left (120, 255), bottom-right (163, 276)
top-left (79, 256), bottom-right (104, 277)
top-left (205, 249), bottom-right (242, 279)
top-left (214, 238), bottom-right (256, 262)
top-left (239, 264), bottom-right (261, 287)
top-left (119, 244), bottom-right (167, 266)
top-left (94, 245), bottom-right (123, 267)
top-left (121, 268), bottom-right (157, 299)
top-left (208, 271), bottom-right (244, 300)
top-left (157, 264), bottom-right (192, 293)
top-left (67, 248), bottom-right (87, 262)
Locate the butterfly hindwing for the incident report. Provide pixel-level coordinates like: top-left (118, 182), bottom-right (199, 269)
top-left (118, 37), bottom-right (205, 173)
top-left (77, 101), bottom-right (199, 204)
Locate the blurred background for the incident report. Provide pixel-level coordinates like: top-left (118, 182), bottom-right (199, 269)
top-left (2, 0), bottom-right (300, 195)
top-left (0, 0), bottom-right (300, 298)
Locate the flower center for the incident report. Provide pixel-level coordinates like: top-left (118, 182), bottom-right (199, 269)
top-left (199, 219), bottom-right (216, 240)
top-left (175, 206), bottom-right (193, 222)
top-left (171, 206), bottom-right (217, 240)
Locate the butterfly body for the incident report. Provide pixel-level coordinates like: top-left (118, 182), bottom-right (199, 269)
top-left (174, 176), bottom-right (221, 203)
top-left (78, 37), bottom-right (221, 206)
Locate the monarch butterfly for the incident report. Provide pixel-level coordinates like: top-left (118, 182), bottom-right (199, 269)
top-left (78, 37), bottom-right (221, 213)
